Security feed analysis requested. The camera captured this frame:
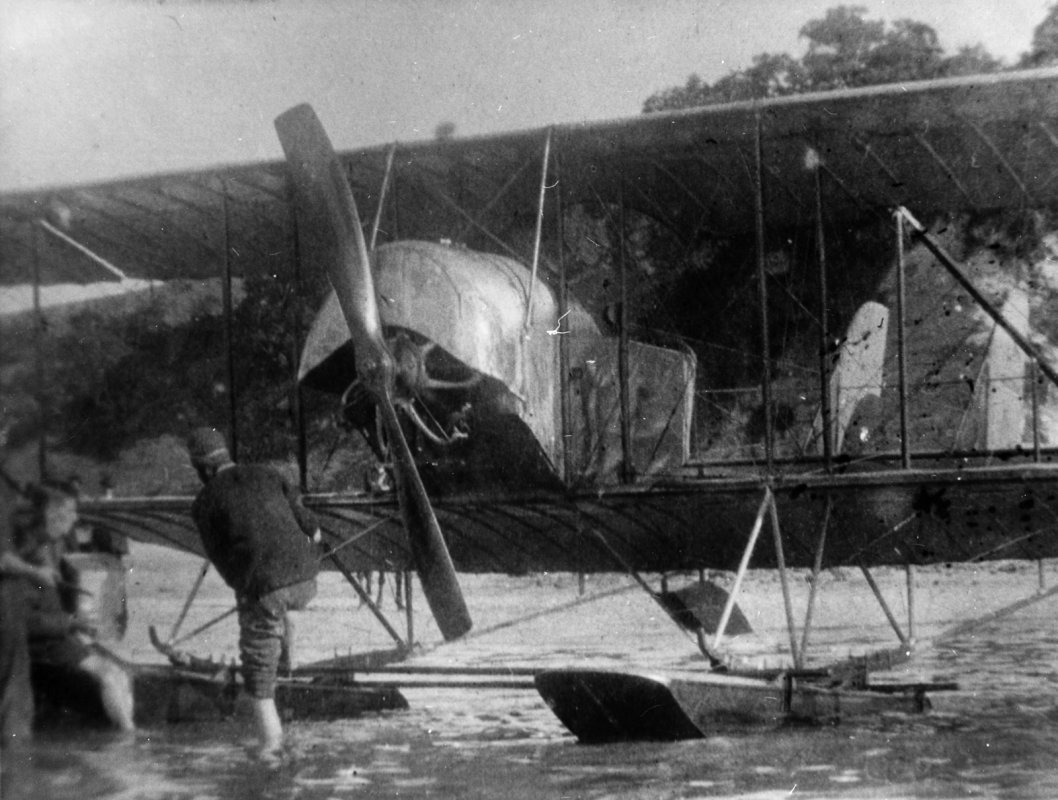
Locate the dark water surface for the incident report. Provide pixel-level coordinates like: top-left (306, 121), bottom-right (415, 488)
top-left (10, 553), bottom-right (1058, 799)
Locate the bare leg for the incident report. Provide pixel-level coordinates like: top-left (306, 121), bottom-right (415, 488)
top-left (250, 697), bottom-right (283, 754)
top-left (81, 652), bottom-right (135, 731)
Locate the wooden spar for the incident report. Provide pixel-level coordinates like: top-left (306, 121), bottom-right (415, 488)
top-left (220, 180), bottom-right (239, 461)
top-left (689, 442), bottom-right (1058, 469)
top-left (813, 155), bottom-right (833, 471)
top-left (798, 495), bottom-right (831, 664)
top-left (859, 561), bottom-right (909, 647)
top-left (523, 127), bottom-right (552, 333)
top-left (714, 488), bottom-right (772, 649)
top-left (331, 677), bottom-right (536, 690)
top-left (912, 133), bottom-right (974, 205)
top-left (425, 183), bottom-right (523, 261)
top-left (369, 143), bottom-right (397, 251)
top-left (298, 662), bottom-right (539, 690)
top-left (315, 664), bottom-right (539, 676)
top-left (754, 113), bottom-right (775, 473)
top-left (38, 219), bottom-right (129, 280)
top-left (768, 496), bottom-right (800, 668)
top-left (899, 206), bottom-right (1058, 390)
top-left (966, 117), bottom-right (1032, 202)
top-left (895, 211), bottom-right (911, 469)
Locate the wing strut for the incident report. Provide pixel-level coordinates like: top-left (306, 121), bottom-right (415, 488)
top-left (898, 206), bottom-right (1058, 389)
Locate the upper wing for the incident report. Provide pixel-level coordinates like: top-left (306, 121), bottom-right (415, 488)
top-left (4, 67), bottom-right (1058, 286)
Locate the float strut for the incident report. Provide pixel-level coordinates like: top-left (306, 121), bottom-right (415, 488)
top-left (798, 496), bottom-right (832, 664)
top-left (715, 488), bottom-right (772, 649)
top-left (859, 561), bottom-right (909, 648)
top-left (769, 494), bottom-right (800, 668)
top-left (324, 548), bottom-right (407, 652)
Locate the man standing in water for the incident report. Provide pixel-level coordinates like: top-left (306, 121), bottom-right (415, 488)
top-left (186, 427), bottom-right (321, 756)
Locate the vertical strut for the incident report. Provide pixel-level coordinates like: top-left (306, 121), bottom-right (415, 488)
top-left (617, 185), bottom-right (633, 484)
top-left (905, 562), bottom-right (916, 643)
top-left (221, 180), bottom-right (239, 461)
top-left (290, 195), bottom-right (309, 491)
top-left (369, 143), bottom-right (397, 251)
top-left (555, 152), bottom-right (574, 486)
top-left (769, 495), bottom-right (800, 668)
top-left (814, 160), bottom-right (832, 470)
top-left (753, 114), bottom-right (775, 473)
top-left (1032, 359), bottom-right (1042, 463)
top-left (895, 211), bottom-right (911, 469)
top-left (524, 128), bottom-right (553, 333)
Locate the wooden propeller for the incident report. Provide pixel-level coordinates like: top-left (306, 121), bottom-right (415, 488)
top-left (275, 104), bottom-right (472, 640)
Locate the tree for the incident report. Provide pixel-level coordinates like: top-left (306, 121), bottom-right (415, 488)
top-left (644, 4), bottom-right (1001, 113)
top-left (799, 5), bottom-right (887, 90)
top-left (944, 44), bottom-right (1005, 77)
top-left (1021, 2), bottom-right (1058, 66)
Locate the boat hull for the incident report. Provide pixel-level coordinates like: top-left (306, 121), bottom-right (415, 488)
top-left (535, 669), bottom-right (930, 743)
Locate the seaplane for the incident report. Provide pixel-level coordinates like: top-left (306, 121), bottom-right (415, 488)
top-left (5, 66), bottom-right (1058, 740)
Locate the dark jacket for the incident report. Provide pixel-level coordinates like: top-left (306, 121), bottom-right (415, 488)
top-left (191, 464), bottom-right (320, 599)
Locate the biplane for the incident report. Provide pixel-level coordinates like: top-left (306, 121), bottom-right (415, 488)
top-left (6, 67), bottom-right (1058, 736)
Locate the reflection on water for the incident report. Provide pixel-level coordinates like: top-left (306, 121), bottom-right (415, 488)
top-left (13, 564), bottom-right (1058, 799)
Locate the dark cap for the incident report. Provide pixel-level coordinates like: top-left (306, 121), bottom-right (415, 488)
top-left (187, 427), bottom-right (232, 467)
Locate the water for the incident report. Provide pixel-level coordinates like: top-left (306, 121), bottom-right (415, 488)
top-left (10, 552), bottom-right (1058, 799)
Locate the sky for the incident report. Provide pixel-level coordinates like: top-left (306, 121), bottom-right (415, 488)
top-left (0, 0), bottom-right (1052, 193)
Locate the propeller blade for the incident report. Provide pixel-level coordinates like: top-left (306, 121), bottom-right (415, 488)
top-left (276, 104), bottom-right (472, 640)
top-left (274, 104), bottom-right (384, 371)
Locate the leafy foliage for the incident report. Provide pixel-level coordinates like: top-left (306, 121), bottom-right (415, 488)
top-left (643, 4), bottom-right (1004, 113)
top-left (1022, 2), bottom-right (1058, 66)
top-left (14, 269), bottom-right (334, 469)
